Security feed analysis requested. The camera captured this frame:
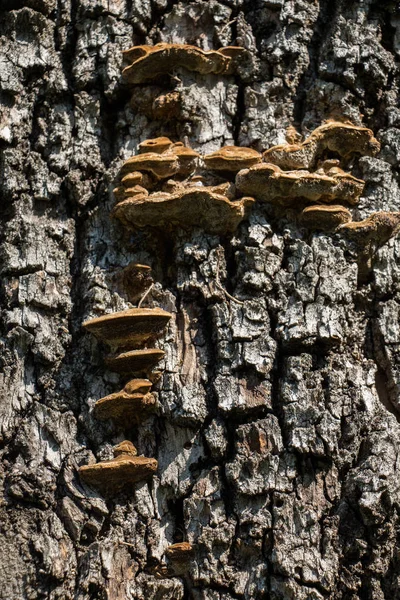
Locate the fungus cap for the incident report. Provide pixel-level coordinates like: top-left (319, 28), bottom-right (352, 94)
top-left (106, 348), bottom-right (165, 374)
top-left (83, 308), bottom-right (171, 348)
top-left (204, 146), bottom-right (261, 171)
top-left (122, 43), bottom-right (245, 84)
top-left (138, 137), bottom-right (173, 154)
top-left (300, 204), bottom-right (352, 231)
top-left (112, 188), bottom-right (255, 236)
top-left (94, 391), bottom-right (156, 423)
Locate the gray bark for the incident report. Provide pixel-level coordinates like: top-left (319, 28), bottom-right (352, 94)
top-left (1, 0), bottom-right (400, 598)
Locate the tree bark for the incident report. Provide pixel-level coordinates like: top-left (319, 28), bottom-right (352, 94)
top-left (1, 1), bottom-right (400, 598)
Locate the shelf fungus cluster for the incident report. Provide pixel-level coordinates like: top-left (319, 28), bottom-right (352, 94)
top-left (112, 124), bottom-right (400, 242)
top-left (112, 138), bottom-right (256, 235)
top-left (79, 301), bottom-right (171, 493)
top-left (122, 43), bottom-right (247, 84)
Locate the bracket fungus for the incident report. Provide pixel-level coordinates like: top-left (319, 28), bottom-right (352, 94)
top-left (235, 163), bottom-right (364, 206)
top-left (83, 308), bottom-right (171, 349)
top-left (300, 205), bottom-right (352, 231)
top-left (204, 146), bottom-right (262, 172)
top-left (94, 379), bottom-right (156, 424)
top-left (165, 542), bottom-right (194, 562)
top-left (340, 212), bottom-right (400, 245)
top-left (122, 43), bottom-right (246, 84)
top-left (113, 188), bottom-right (254, 235)
top-left (138, 137), bottom-right (173, 154)
top-left (120, 142), bottom-right (200, 180)
top-left (106, 348), bottom-right (165, 375)
top-left (79, 440), bottom-right (157, 493)
top-left (263, 121), bottom-right (380, 170)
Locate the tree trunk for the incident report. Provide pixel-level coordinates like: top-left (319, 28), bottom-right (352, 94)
top-left (1, 1), bottom-right (400, 598)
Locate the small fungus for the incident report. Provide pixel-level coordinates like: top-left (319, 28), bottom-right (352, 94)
top-left (79, 440), bottom-right (157, 492)
top-left (263, 121), bottom-right (380, 170)
top-left (112, 188), bottom-right (254, 235)
top-left (300, 205), bottom-right (352, 231)
top-left (235, 163), bottom-right (364, 206)
top-left (124, 378), bottom-right (152, 395)
top-left (340, 212), bottom-right (400, 245)
top-left (120, 143), bottom-right (200, 180)
top-left (138, 137), bottom-right (173, 154)
top-left (106, 348), bottom-right (165, 374)
top-left (83, 308), bottom-right (171, 349)
top-left (122, 43), bottom-right (246, 84)
top-left (165, 542), bottom-right (194, 562)
top-left (120, 152), bottom-right (179, 180)
top-left (114, 440), bottom-right (138, 456)
top-left (169, 143), bottom-right (200, 175)
top-left (204, 146), bottom-right (262, 172)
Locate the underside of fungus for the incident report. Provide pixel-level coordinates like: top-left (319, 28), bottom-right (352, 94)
top-left (122, 43), bottom-right (246, 84)
top-left (263, 121), bottom-right (380, 170)
top-left (82, 308), bottom-right (171, 349)
top-left (79, 441), bottom-right (157, 493)
top-left (106, 348), bottom-right (165, 374)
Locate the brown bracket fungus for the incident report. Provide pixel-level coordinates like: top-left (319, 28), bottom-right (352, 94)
top-left (263, 121), bottom-right (380, 170)
top-left (119, 142), bottom-right (200, 180)
top-left (300, 205), bottom-right (352, 231)
top-left (138, 137), bottom-right (173, 154)
top-left (122, 43), bottom-right (246, 84)
top-left (165, 542), bottom-right (194, 562)
top-left (112, 188), bottom-right (255, 236)
top-left (79, 440), bottom-right (157, 493)
top-left (94, 381), bottom-right (156, 424)
top-left (235, 163), bottom-right (364, 206)
top-left (119, 152), bottom-right (180, 180)
top-left (340, 212), bottom-right (400, 246)
top-left (82, 308), bottom-right (171, 349)
top-left (106, 348), bottom-right (165, 375)
top-left (204, 146), bottom-right (262, 172)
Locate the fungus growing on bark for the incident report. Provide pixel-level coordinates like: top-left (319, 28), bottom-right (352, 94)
top-left (204, 146), bottom-right (262, 172)
top-left (235, 163), bottom-right (364, 206)
top-left (340, 212), bottom-right (400, 245)
top-left (106, 348), bottom-right (165, 374)
top-left (263, 121), bottom-right (380, 170)
top-left (119, 152), bottom-right (179, 180)
top-left (138, 137), bottom-right (173, 154)
top-left (94, 390), bottom-right (156, 424)
top-left (79, 440), bottom-right (157, 493)
top-left (122, 43), bottom-right (246, 84)
top-left (121, 172), bottom-right (148, 188)
top-left (112, 188), bottom-right (254, 235)
top-left (120, 143), bottom-right (200, 180)
top-left (114, 440), bottom-right (138, 456)
top-left (83, 308), bottom-right (171, 349)
top-left (300, 205), bottom-right (352, 231)
top-left (165, 542), bottom-right (194, 562)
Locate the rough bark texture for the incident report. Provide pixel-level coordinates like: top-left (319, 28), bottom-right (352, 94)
top-left (1, 1), bottom-right (400, 599)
